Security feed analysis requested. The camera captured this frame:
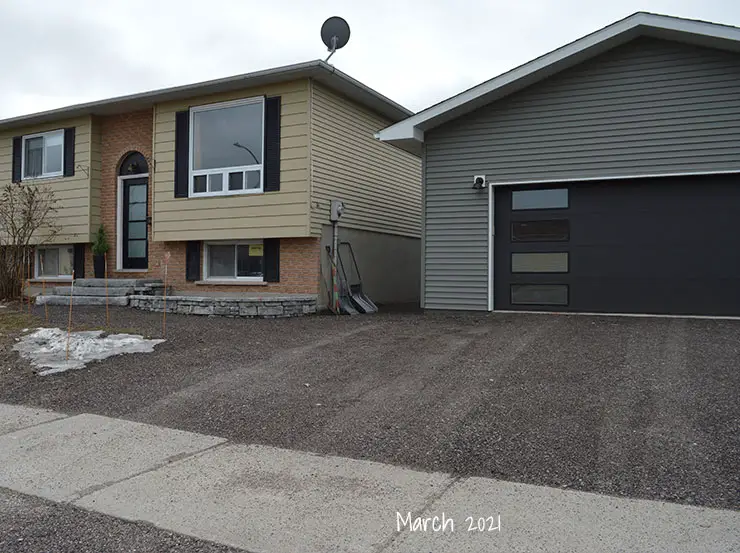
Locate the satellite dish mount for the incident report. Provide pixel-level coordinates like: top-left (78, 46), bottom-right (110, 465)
top-left (321, 16), bottom-right (351, 63)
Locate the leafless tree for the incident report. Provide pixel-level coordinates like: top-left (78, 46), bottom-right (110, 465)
top-left (0, 181), bottom-right (61, 300)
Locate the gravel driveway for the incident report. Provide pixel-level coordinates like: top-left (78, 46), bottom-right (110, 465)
top-left (1, 306), bottom-right (738, 510)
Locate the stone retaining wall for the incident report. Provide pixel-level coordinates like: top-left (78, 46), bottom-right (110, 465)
top-left (128, 295), bottom-right (318, 318)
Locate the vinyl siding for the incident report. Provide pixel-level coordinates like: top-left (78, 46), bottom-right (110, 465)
top-left (152, 80), bottom-right (310, 242)
top-left (0, 116), bottom-right (93, 244)
top-left (424, 37), bottom-right (740, 310)
top-left (310, 81), bottom-right (421, 237)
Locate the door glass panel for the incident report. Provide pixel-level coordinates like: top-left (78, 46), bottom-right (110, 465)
top-left (511, 284), bottom-right (568, 305)
top-left (128, 203), bottom-right (146, 221)
top-left (128, 240), bottom-right (146, 258)
top-left (129, 184), bottom-right (146, 203)
top-left (512, 220), bottom-right (569, 242)
top-left (512, 189), bottom-right (568, 210)
top-left (512, 252), bottom-right (568, 273)
top-left (128, 222), bottom-right (147, 239)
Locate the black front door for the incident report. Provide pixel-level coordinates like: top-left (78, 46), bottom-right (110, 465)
top-left (122, 177), bottom-right (148, 270)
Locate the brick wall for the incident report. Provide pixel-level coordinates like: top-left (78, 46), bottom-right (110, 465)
top-left (85, 109), bottom-right (158, 278)
top-left (170, 237), bottom-right (322, 295)
top-left (87, 109), bottom-right (321, 296)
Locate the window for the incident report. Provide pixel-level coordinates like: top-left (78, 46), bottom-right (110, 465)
top-left (512, 220), bottom-right (569, 242)
top-left (511, 284), bottom-right (568, 306)
top-left (22, 130), bottom-right (64, 179)
top-left (204, 242), bottom-right (264, 281)
top-left (511, 252), bottom-right (569, 273)
top-left (190, 97), bottom-right (264, 196)
top-left (36, 246), bottom-right (73, 279)
top-left (512, 188), bottom-right (568, 210)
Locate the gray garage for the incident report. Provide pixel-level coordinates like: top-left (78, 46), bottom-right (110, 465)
top-left (378, 12), bottom-right (740, 316)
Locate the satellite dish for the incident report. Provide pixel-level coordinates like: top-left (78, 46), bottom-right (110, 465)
top-left (321, 16), bottom-right (350, 62)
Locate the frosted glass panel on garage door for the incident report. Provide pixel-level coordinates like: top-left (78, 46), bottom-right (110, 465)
top-left (512, 252), bottom-right (569, 273)
top-left (512, 189), bottom-right (568, 210)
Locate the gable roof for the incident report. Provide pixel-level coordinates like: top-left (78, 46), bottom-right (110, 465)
top-left (377, 12), bottom-right (740, 155)
top-left (0, 60), bottom-right (412, 132)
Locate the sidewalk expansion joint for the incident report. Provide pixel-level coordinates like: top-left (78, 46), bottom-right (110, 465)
top-left (68, 439), bottom-right (229, 504)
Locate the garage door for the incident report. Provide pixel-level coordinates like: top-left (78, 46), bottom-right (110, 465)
top-left (494, 174), bottom-right (740, 316)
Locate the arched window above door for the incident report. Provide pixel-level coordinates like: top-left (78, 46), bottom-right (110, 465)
top-left (118, 151), bottom-right (148, 176)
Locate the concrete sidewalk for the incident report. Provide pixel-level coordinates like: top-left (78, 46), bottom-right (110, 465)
top-left (1, 403), bottom-right (738, 553)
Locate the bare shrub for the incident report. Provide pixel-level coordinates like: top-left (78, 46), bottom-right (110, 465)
top-left (0, 182), bottom-right (61, 300)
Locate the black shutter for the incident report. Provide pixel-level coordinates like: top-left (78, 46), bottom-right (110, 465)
top-left (263, 96), bottom-right (281, 192)
top-left (264, 238), bottom-right (280, 282)
top-left (186, 241), bottom-right (201, 281)
top-left (63, 128), bottom-right (75, 177)
top-left (11, 137), bottom-right (22, 183)
top-left (175, 110), bottom-right (190, 198)
top-left (73, 243), bottom-right (85, 279)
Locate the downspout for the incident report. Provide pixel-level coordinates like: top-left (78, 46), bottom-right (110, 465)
top-left (488, 181), bottom-right (493, 312)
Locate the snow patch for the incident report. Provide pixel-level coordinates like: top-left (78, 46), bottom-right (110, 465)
top-left (13, 327), bottom-right (165, 376)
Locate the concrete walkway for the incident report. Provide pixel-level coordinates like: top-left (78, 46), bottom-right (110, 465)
top-left (1, 403), bottom-right (737, 553)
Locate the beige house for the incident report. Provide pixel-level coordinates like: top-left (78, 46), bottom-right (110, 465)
top-left (0, 61), bottom-right (421, 307)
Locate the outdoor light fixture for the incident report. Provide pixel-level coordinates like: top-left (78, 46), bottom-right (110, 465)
top-left (473, 175), bottom-right (487, 190)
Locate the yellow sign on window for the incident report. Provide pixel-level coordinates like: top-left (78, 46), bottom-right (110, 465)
top-left (249, 244), bottom-right (264, 257)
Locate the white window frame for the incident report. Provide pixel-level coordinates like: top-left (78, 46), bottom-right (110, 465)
top-left (203, 240), bottom-right (265, 282)
top-left (189, 97), bottom-right (265, 198)
top-left (35, 246), bottom-right (74, 280)
top-left (22, 129), bottom-right (65, 181)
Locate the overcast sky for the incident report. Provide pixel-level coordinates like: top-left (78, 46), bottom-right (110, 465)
top-left (1, 0), bottom-right (739, 120)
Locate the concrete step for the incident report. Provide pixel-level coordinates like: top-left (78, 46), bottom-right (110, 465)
top-left (35, 296), bottom-right (129, 307)
top-left (75, 278), bottom-right (162, 288)
top-left (52, 286), bottom-right (134, 297)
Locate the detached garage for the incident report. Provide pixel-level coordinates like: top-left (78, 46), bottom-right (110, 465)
top-left (378, 12), bottom-right (740, 316)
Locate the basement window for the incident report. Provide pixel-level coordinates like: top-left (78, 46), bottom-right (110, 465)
top-left (204, 241), bottom-right (264, 281)
top-left (36, 246), bottom-right (73, 279)
top-left (190, 97), bottom-right (264, 196)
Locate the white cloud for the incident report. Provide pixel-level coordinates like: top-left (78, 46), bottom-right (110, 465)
top-left (1, 0), bottom-right (739, 118)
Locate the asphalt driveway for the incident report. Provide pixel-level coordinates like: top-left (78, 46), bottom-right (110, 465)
top-left (1, 306), bottom-right (738, 511)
